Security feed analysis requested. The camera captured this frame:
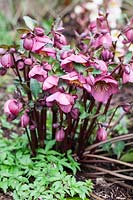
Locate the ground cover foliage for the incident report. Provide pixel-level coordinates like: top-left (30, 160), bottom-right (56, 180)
top-left (0, 133), bottom-right (93, 200)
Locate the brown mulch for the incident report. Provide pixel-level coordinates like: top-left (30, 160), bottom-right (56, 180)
top-left (0, 192), bottom-right (12, 200)
top-left (91, 183), bottom-right (133, 200)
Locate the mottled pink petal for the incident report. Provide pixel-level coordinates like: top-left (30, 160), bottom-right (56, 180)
top-left (43, 76), bottom-right (59, 90)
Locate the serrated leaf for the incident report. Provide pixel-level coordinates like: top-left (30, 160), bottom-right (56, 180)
top-left (120, 151), bottom-right (133, 162)
top-left (30, 78), bottom-right (41, 99)
top-left (23, 16), bottom-right (38, 30)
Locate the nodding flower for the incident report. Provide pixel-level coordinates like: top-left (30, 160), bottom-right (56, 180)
top-left (1, 53), bottom-right (14, 68)
top-left (21, 112), bottom-right (30, 128)
top-left (55, 128), bottom-right (65, 142)
top-left (43, 75), bottom-right (59, 91)
top-left (96, 127), bottom-right (107, 141)
top-left (61, 53), bottom-right (89, 72)
top-left (122, 64), bottom-right (133, 84)
top-left (46, 91), bottom-right (77, 113)
top-left (91, 75), bottom-right (119, 103)
top-left (4, 99), bottom-right (22, 121)
top-left (53, 31), bottom-right (67, 49)
top-left (29, 65), bottom-right (47, 82)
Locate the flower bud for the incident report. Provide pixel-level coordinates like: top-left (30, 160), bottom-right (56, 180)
top-left (124, 65), bottom-right (130, 74)
top-left (21, 113), bottom-right (30, 127)
top-left (1, 53), bottom-right (14, 68)
top-left (42, 62), bottom-right (52, 71)
top-left (125, 29), bottom-right (133, 43)
top-left (24, 58), bottom-right (33, 65)
top-left (0, 67), bottom-right (7, 76)
top-left (4, 99), bottom-right (22, 120)
top-left (54, 32), bottom-right (67, 49)
top-left (101, 49), bottom-right (113, 61)
top-left (71, 108), bottom-right (79, 119)
top-left (96, 127), bottom-right (107, 141)
top-left (34, 27), bottom-right (44, 36)
top-left (17, 60), bottom-right (24, 70)
top-left (53, 123), bottom-right (59, 128)
top-left (122, 103), bottom-right (131, 112)
top-left (9, 48), bottom-right (16, 53)
top-left (55, 128), bottom-right (65, 142)
top-left (30, 124), bottom-right (36, 130)
top-left (23, 37), bottom-right (34, 51)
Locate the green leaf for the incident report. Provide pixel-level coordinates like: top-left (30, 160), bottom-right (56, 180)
top-left (120, 151), bottom-right (133, 162)
top-left (44, 140), bottom-right (56, 153)
top-left (0, 178), bottom-right (8, 193)
top-left (74, 63), bottom-right (85, 73)
top-left (30, 78), bottom-right (41, 99)
top-left (17, 28), bottom-right (30, 34)
top-left (80, 111), bottom-right (89, 120)
top-left (23, 16), bottom-right (38, 30)
top-left (112, 141), bottom-right (125, 159)
top-left (123, 51), bottom-right (132, 64)
top-left (92, 68), bottom-right (101, 75)
top-left (102, 142), bottom-right (112, 153)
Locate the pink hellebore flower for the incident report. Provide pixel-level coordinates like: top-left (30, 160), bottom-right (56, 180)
top-left (54, 32), bottom-right (67, 49)
top-left (42, 62), bottom-right (52, 71)
top-left (31, 36), bottom-right (53, 53)
top-left (34, 27), bottom-right (44, 36)
top-left (1, 53), bottom-right (14, 68)
top-left (29, 65), bottom-right (47, 82)
top-left (4, 99), bottom-right (22, 121)
top-left (96, 127), bottom-right (107, 141)
top-left (124, 28), bottom-right (133, 43)
top-left (88, 21), bottom-right (97, 33)
top-left (24, 58), bottom-right (33, 66)
top-left (93, 60), bottom-right (108, 74)
top-left (43, 75), bottom-right (59, 91)
top-left (96, 15), bottom-right (110, 33)
top-left (92, 33), bottom-right (112, 49)
top-left (46, 91), bottom-right (77, 113)
top-left (61, 71), bottom-right (91, 92)
top-left (39, 47), bottom-right (56, 58)
top-left (91, 75), bottom-right (119, 103)
top-left (61, 53), bottom-right (88, 72)
top-left (122, 64), bottom-right (133, 83)
top-left (55, 128), bottom-right (65, 142)
top-left (23, 34), bottom-right (34, 51)
top-left (21, 112), bottom-right (30, 128)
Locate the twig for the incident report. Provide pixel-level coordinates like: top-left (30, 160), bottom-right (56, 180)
top-left (84, 133), bottom-right (133, 152)
top-left (81, 154), bottom-right (133, 168)
top-left (81, 164), bottom-right (133, 180)
top-left (90, 193), bottom-right (104, 200)
top-left (104, 177), bottom-right (133, 190)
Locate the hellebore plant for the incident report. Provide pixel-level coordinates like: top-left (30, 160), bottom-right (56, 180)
top-left (0, 14), bottom-right (133, 157)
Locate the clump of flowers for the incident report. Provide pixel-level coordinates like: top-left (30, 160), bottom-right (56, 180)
top-left (0, 14), bottom-right (132, 157)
